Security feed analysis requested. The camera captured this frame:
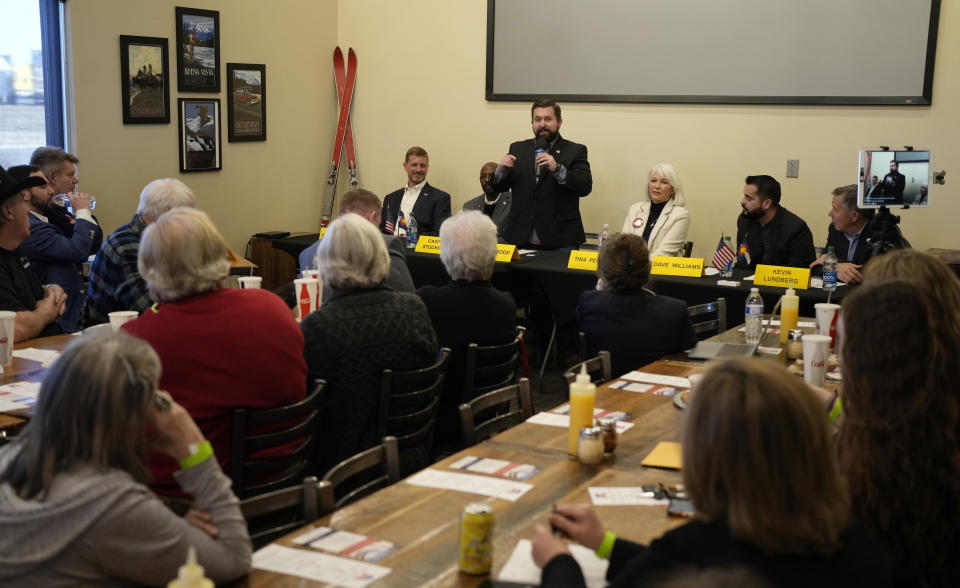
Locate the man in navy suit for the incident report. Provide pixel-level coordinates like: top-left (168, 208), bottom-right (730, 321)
top-left (493, 99), bottom-right (592, 249)
top-left (379, 146), bottom-right (451, 237)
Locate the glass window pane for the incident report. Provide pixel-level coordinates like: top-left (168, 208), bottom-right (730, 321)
top-left (0, 0), bottom-right (46, 167)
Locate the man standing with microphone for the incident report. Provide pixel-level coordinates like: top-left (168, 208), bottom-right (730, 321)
top-left (493, 99), bottom-right (592, 249)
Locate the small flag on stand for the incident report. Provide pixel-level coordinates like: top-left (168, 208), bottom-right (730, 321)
top-left (737, 239), bottom-right (752, 267)
top-left (712, 236), bottom-right (735, 269)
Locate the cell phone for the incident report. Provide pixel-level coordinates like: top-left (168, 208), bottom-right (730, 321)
top-left (667, 498), bottom-right (695, 518)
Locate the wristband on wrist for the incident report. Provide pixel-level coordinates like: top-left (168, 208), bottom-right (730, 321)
top-left (827, 396), bottom-right (843, 423)
top-left (595, 531), bottom-right (617, 559)
top-left (178, 440), bottom-right (213, 470)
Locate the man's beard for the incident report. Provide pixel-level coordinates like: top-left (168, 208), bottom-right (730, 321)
top-left (30, 195), bottom-right (50, 213)
top-left (741, 206), bottom-right (764, 220)
top-left (535, 127), bottom-right (558, 144)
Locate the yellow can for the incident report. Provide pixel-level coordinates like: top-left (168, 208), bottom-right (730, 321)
top-left (459, 502), bottom-right (494, 574)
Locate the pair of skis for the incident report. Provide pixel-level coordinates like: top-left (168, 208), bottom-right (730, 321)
top-left (321, 47), bottom-right (359, 224)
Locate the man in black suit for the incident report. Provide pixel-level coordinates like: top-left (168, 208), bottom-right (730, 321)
top-left (379, 146), bottom-right (451, 237)
top-left (876, 160), bottom-right (906, 204)
top-left (735, 174), bottom-right (815, 270)
top-left (493, 99), bottom-right (592, 249)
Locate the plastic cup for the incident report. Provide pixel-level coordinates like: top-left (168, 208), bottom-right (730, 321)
top-left (801, 334), bottom-right (832, 387)
top-left (108, 311), bottom-right (139, 333)
top-left (301, 269), bottom-right (320, 281)
top-left (293, 278), bottom-right (319, 321)
top-left (0, 311), bottom-right (15, 366)
top-left (814, 303), bottom-right (841, 349)
top-left (237, 276), bottom-right (262, 289)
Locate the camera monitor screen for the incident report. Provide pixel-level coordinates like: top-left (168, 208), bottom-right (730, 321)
top-left (858, 149), bottom-right (931, 208)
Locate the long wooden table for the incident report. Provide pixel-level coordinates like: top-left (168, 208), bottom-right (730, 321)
top-left (0, 333), bottom-right (75, 430)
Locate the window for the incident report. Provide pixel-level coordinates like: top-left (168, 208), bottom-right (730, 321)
top-left (0, 0), bottom-right (65, 167)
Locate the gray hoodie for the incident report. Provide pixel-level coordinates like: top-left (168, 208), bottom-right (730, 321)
top-left (0, 446), bottom-right (251, 586)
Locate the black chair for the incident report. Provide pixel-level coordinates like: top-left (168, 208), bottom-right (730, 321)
top-left (688, 297), bottom-right (726, 340)
top-left (379, 348), bottom-right (451, 476)
top-left (318, 436), bottom-right (400, 515)
top-left (230, 379), bottom-right (325, 499)
top-left (458, 378), bottom-right (533, 447)
top-left (563, 351), bottom-right (613, 385)
top-left (462, 326), bottom-right (525, 404)
top-left (579, 232), bottom-right (600, 250)
top-left (682, 241), bottom-right (694, 257)
top-left (239, 476), bottom-right (320, 549)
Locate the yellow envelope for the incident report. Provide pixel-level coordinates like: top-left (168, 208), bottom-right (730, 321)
top-left (641, 441), bottom-right (683, 470)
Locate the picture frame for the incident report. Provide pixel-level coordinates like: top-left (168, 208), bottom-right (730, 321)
top-left (175, 6), bottom-right (220, 92)
top-left (119, 35), bottom-right (170, 124)
top-left (226, 63), bottom-right (267, 142)
top-left (178, 98), bottom-right (222, 172)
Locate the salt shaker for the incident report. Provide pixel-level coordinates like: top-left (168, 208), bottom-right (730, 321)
top-left (578, 426), bottom-right (604, 465)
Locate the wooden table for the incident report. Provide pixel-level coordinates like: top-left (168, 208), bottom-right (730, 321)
top-left (242, 359), bottom-right (698, 587)
top-left (0, 334), bottom-right (75, 428)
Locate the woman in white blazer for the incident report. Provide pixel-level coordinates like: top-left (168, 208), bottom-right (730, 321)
top-left (621, 163), bottom-right (690, 258)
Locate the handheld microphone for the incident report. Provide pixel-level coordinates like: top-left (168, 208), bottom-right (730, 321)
top-left (534, 137), bottom-right (549, 179)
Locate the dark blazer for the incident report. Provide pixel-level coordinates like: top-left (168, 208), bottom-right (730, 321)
top-left (577, 288), bottom-right (696, 377)
top-left (493, 134), bottom-right (592, 249)
top-left (379, 182), bottom-right (452, 237)
top-left (735, 206), bottom-right (816, 270)
top-left (299, 233), bottom-right (416, 298)
top-left (462, 191), bottom-right (512, 238)
top-left (824, 222), bottom-right (874, 266)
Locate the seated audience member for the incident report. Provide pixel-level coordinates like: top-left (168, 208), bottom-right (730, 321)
top-left (837, 279), bottom-right (960, 587)
top-left (0, 164), bottom-right (65, 342)
top-left (531, 359), bottom-right (892, 588)
top-left (122, 208), bottom-right (306, 497)
top-left (299, 188), bottom-right (415, 295)
top-left (621, 163), bottom-right (690, 258)
top-left (85, 178), bottom-right (197, 325)
top-left (0, 332), bottom-right (251, 585)
top-left (735, 175), bottom-right (815, 269)
top-left (417, 211), bottom-right (516, 446)
top-left (29, 147), bottom-right (101, 250)
top-left (462, 162), bottom-right (512, 237)
top-left (577, 233), bottom-right (696, 376)
top-left (10, 165), bottom-right (101, 332)
top-left (301, 214), bottom-right (438, 473)
top-left (862, 248), bottom-right (960, 321)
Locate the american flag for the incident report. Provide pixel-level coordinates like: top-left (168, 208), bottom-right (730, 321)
top-left (383, 205), bottom-right (395, 234)
top-left (712, 236), bottom-right (735, 269)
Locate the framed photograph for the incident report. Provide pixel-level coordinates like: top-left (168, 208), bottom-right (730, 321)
top-left (178, 98), bottom-right (222, 172)
top-left (226, 63), bottom-right (267, 142)
top-left (119, 35), bottom-right (170, 124)
top-left (175, 7), bottom-right (220, 92)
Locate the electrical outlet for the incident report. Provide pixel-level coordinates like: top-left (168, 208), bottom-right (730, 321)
top-left (786, 159), bottom-right (799, 178)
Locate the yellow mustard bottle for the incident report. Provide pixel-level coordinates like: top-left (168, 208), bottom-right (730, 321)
top-left (778, 286), bottom-right (799, 345)
top-left (167, 547), bottom-right (214, 588)
top-left (568, 363), bottom-right (596, 457)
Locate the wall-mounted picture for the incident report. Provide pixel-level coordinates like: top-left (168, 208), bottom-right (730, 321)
top-left (226, 63), bottom-right (266, 142)
top-left (175, 7), bottom-right (220, 92)
top-left (178, 98), bottom-right (221, 172)
top-left (119, 35), bottom-right (170, 124)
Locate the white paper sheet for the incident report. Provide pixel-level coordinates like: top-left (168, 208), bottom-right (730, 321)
top-left (608, 380), bottom-right (653, 393)
top-left (252, 544), bottom-right (391, 587)
top-left (405, 469), bottom-right (533, 501)
top-left (620, 371), bottom-right (691, 389)
top-left (526, 412), bottom-right (634, 434)
top-left (0, 397), bottom-right (29, 412)
top-left (737, 320), bottom-right (815, 331)
top-left (498, 539), bottom-right (608, 588)
top-left (12, 348), bottom-right (61, 367)
top-left (292, 527), bottom-right (397, 563)
top-left (0, 381), bottom-right (41, 398)
top-left (589, 486), bottom-right (670, 507)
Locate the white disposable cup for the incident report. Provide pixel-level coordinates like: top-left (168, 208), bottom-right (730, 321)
top-left (814, 303), bottom-right (841, 348)
top-left (108, 311), bottom-right (139, 333)
top-left (801, 334), bottom-right (832, 387)
top-left (301, 269), bottom-right (320, 281)
top-left (0, 311), bottom-right (15, 366)
top-left (293, 278), bottom-right (319, 320)
top-left (238, 276), bottom-right (263, 289)
top-left (686, 372), bottom-right (704, 391)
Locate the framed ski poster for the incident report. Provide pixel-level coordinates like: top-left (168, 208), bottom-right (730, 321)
top-left (226, 63), bottom-right (266, 142)
top-left (175, 7), bottom-right (220, 92)
top-left (178, 98), bottom-right (222, 172)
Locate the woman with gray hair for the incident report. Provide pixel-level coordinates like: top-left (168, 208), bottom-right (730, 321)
top-left (621, 163), bottom-right (690, 258)
top-left (417, 211), bottom-right (516, 447)
top-left (302, 213), bottom-right (438, 473)
top-left (0, 331), bottom-right (251, 585)
top-left (123, 207), bottom-right (307, 498)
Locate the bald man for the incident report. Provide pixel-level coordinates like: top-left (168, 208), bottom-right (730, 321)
top-left (462, 161), bottom-right (511, 237)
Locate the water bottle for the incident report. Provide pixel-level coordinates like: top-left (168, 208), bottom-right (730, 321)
top-left (406, 213), bottom-right (418, 249)
top-left (598, 223), bottom-right (610, 249)
top-left (823, 245), bottom-right (838, 292)
top-left (52, 193), bottom-right (97, 212)
top-left (721, 236), bottom-right (734, 278)
top-left (745, 287), bottom-right (764, 344)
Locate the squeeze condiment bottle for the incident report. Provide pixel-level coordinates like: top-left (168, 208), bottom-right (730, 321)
top-left (167, 547), bottom-right (214, 588)
top-left (568, 363), bottom-right (596, 457)
top-left (778, 286), bottom-right (799, 345)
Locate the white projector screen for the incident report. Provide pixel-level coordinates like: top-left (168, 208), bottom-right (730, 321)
top-left (486, 0), bottom-right (940, 105)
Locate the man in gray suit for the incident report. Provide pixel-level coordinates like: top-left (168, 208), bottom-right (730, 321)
top-left (300, 189), bottom-right (415, 294)
top-left (462, 161), bottom-right (511, 238)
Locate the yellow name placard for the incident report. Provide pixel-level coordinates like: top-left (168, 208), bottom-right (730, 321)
top-left (650, 256), bottom-right (705, 277)
top-left (317, 227), bottom-right (326, 240)
top-left (495, 244), bottom-right (520, 262)
top-left (414, 235), bottom-right (441, 254)
top-left (567, 250), bottom-right (599, 271)
top-left (754, 264), bottom-right (810, 289)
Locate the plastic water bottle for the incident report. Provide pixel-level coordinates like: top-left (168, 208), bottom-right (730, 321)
top-left (52, 193), bottom-right (97, 211)
top-left (406, 213), bottom-right (418, 249)
top-left (598, 223), bottom-right (609, 249)
top-left (745, 287), bottom-right (764, 344)
top-left (823, 245), bottom-right (838, 292)
top-left (721, 236), bottom-right (734, 278)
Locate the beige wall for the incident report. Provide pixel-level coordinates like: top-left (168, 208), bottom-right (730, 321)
top-left (339, 0), bottom-right (958, 257)
top-left (66, 0), bottom-right (338, 253)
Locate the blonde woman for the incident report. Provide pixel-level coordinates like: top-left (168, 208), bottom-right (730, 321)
top-left (621, 163), bottom-right (690, 258)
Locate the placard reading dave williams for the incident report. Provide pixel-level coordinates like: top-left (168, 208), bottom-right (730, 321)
top-left (231, 69), bottom-right (263, 136)
top-left (180, 13), bottom-right (217, 89)
top-left (128, 45), bottom-right (165, 118)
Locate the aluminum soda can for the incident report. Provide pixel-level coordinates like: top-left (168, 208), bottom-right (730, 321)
top-left (459, 502), bottom-right (494, 574)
